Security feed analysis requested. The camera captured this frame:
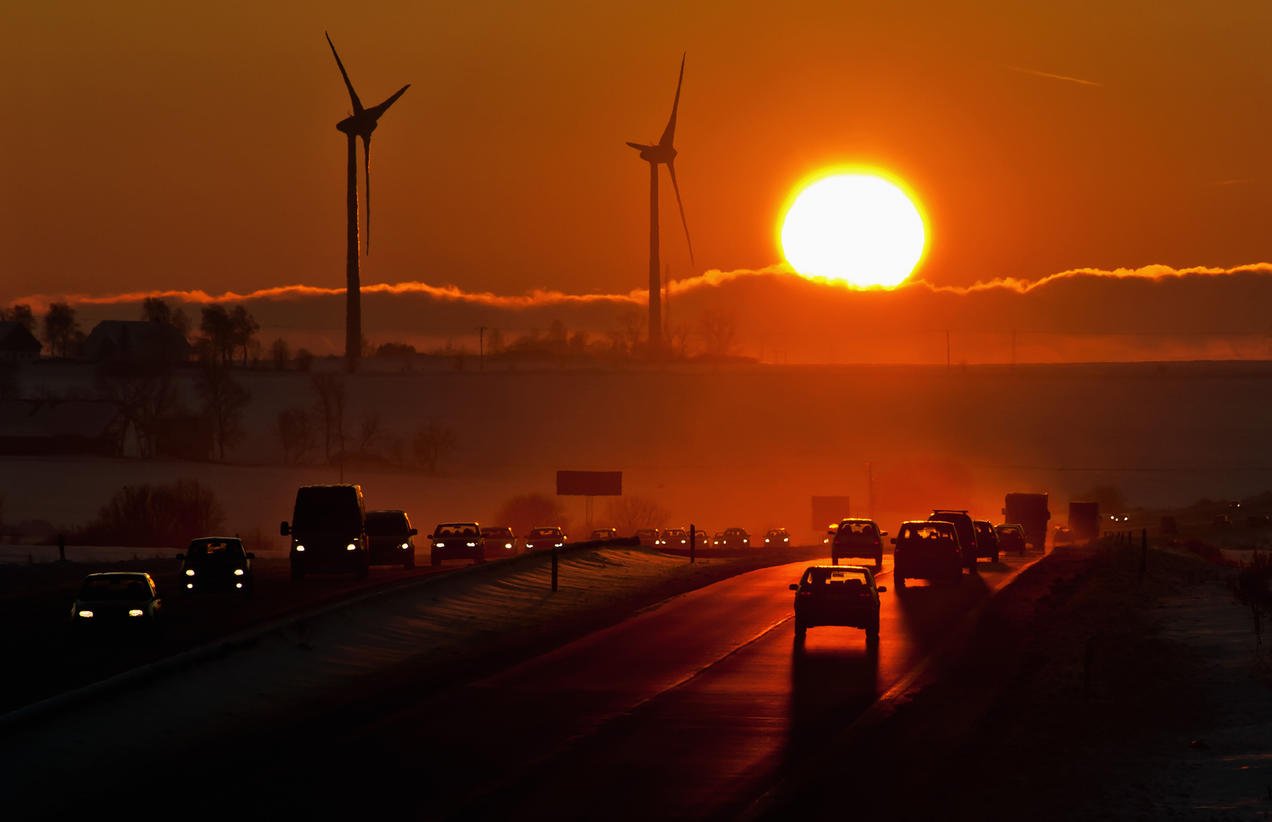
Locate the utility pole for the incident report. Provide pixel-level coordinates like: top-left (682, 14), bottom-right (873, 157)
top-left (479, 326), bottom-right (486, 372)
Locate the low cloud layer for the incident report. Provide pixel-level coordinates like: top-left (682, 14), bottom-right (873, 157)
top-left (14, 263), bottom-right (1272, 363)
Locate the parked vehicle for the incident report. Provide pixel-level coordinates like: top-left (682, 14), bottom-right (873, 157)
top-left (995, 523), bottom-right (1027, 555)
top-left (431, 522), bottom-right (484, 566)
top-left (973, 520), bottom-right (1001, 563)
top-left (715, 527), bottom-right (751, 548)
top-left (481, 525), bottom-right (518, 555)
top-left (70, 572), bottom-right (163, 637)
top-left (790, 565), bottom-right (885, 649)
top-left (366, 510), bottom-right (418, 568)
top-left (178, 537), bottom-right (254, 596)
top-left (927, 509), bottom-right (979, 570)
top-left (764, 528), bottom-right (792, 547)
top-left (282, 484), bottom-right (368, 581)
top-left (525, 526), bottom-right (567, 552)
top-left (1003, 492), bottom-right (1051, 552)
top-left (831, 518), bottom-right (885, 569)
top-left (892, 520), bottom-right (964, 589)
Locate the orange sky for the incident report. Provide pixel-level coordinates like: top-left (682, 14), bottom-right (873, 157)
top-left (3, 1), bottom-right (1272, 304)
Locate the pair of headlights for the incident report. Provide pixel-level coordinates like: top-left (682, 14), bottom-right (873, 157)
top-left (77, 609), bottom-right (143, 618)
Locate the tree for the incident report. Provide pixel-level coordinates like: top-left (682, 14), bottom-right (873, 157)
top-left (411, 420), bottom-right (456, 473)
top-left (605, 495), bottom-right (670, 535)
top-left (72, 479), bottom-right (225, 548)
top-left (195, 360), bottom-right (251, 460)
top-left (294, 348), bottom-right (314, 372)
top-left (357, 411), bottom-right (381, 456)
top-left (229, 305), bottom-right (259, 366)
top-left (2, 304), bottom-right (35, 333)
top-left (200, 305), bottom-right (235, 366)
top-left (269, 337), bottom-right (291, 370)
top-left (276, 407), bottom-right (316, 464)
top-left (43, 302), bottom-right (79, 358)
top-left (95, 360), bottom-right (182, 458)
top-left (310, 373), bottom-right (346, 463)
top-left (700, 311), bottom-right (738, 358)
top-left (494, 493), bottom-right (569, 539)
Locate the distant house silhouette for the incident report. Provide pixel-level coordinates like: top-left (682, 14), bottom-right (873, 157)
top-left (0, 322), bottom-right (41, 361)
top-left (0, 399), bottom-right (121, 455)
top-left (83, 320), bottom-right (192, 364)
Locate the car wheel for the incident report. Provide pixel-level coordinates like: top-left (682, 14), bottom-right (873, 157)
top-left (865, 625), bottom-right (880, 652)
top-left (290, 562), bottom-right (305, 582)
top-left (895, 574), bottom-right (907, 590)
top-left (430, 555), bottom-right (441, 568)
top-left (794, 618), bottom-right (807, 639)
top-left (874, 553), bottom-right (883, 571)
top-left (404, 555), bottom-right (416, 570)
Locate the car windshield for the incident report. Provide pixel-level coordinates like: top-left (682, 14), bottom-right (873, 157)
top-left (766, 530), bottom-right (785, 537)
top-left (801, 567), bottom-right (870, 588)
top-left (79, 576), bottom-right (151, 601)
top-left (530, 528), bottom-right (559, 538)
top-left (187, 540), bottom-right (244, 561)
top-left (437, 524), bottom-right (479, 538)
top-left (900, 523), bottom-right (956, 543)
top-left (366, 511), bottom-right (409, 534)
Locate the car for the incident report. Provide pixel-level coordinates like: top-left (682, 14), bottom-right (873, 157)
top-left (711, 531), bottom-right (726, 546)
top-left (1053, 525), bottom-right (1075, 546)
top-left (789, 564), bottom-right (885, 648)
top-left (177, 537), bottom-right (255, 596)
top-left (973, 520), bottom-right (1001, 563)
top-left (366, 510), bottom-right (418, 568)
top-left (481, 525), bottom-right (519, 555)
top-left (282, 484), bottom-right (369, 581)
top-left (431, 522), bottom-right (484, 566)
top-left (995, 523), bottom-right (1027, 555)
top-left (659, 527), bottom-right (690, 547)
top-left (634, 528), bottom-right (660, 547)
top-left (928, 509), bottom-right (979, 570)
top-left (525, 526), bottom-right (567, 552)
top-left (715, 527), bottom-right (751, 548)
top-left (589, 527), bottom-right (618, 542)
top-left (763, 528), bottom-right (792, 547)
top-left (892, 520), bottom-right (964, 589)
top-left (831, 518), bottom-right (885, 569)
top-left (70, 572), bottom-right (163, 637)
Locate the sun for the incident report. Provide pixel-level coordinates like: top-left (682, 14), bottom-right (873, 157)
top-left (780, 172), bottom-right (927, 288)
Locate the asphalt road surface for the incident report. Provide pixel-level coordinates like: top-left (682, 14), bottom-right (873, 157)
top-left (253, 552), bottom-right (1038, 820)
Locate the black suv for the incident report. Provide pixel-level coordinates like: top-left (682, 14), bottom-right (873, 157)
top-left (366, 510), bottom-right (418, 568)
top-left (831, 518), bottom-right (885, 569)
top-left (928, 509), bottom-right (979, 570)
top-left (892, 520), bottom-right (964, 589)
top-left (178, 537), bottom-right (254, 596)
top-left (789, 565), bottom-right (885, 649)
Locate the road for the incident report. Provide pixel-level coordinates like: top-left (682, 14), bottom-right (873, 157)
top-left (254, 551), bottom-right (1038, 820)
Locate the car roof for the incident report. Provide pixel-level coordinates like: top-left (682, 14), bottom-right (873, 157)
top-left (839, 518), bottom-right (875, 524)
top-left (803, 564), bottom-right (874, 577)
top-left (84, 571), bottom-right (152, 581)
top-left (437, 521), bottom-right (479, 527)
top-left (189, 536), bottom-right (242, 545)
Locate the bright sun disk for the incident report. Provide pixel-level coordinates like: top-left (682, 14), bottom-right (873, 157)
top-left (780, 173), bottom-right (926, 288)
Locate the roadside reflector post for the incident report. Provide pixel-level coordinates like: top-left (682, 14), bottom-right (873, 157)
top-left (551, 546), bottom-right (559, 592)
top-left (1139, 528), bottom-right (1148, 582)
top-left (689, 524), bottom-right (696, 564)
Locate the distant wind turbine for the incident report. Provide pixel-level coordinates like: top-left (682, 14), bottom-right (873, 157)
top-left (325, 32), bottom-right (410, 368)
top-left (627, 54), bottom-right (694, 356)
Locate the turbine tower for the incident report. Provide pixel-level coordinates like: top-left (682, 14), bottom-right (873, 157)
top-left (627, 55), bottom-right (694, 357)
top-left (325, 32), bottom-right (410, 369)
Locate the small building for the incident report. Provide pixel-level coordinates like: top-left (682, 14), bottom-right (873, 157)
top-left (83, 320), bottom-right (192, 364)
top-left (0, 322), bottom-right (41, 361)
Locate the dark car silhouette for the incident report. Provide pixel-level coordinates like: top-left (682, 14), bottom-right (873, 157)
top-left (589, 527), bottom-right (618, 542)
top-left (178, 537), bottom-right (254, 596)
top-left (481, 525), bottom-right (519, 555)
top-left (764, 528), bottom-right (792, 547)
top-left (634, 528), bottom-right (660, 547)
top-left (524, 526), bottom-right (567, 552)
top-left (928, 509), bottom-right (979, 570)
top-left (366, 509), bottom-right (418, 568)
top-left (659, 527), bottom-right (689, 547)
top-left (715, 527), bottom-right (750, 548)
top-left (70, 572), bottom-right (163, 637)
top-left (892, 520), bottom-right (963, 589)
top-left (973, 520), bottom-right (1001, 563)
top-left (995, 523), bottom-right (1027, 555)
top-left (431, 522), bottom-right (484, 566)
top-left (282, 484), bottom-right (368, 581)
top-left (789, 564), bottom-right (885, 649)
top-left (831, 518), bottom-right (885, 569)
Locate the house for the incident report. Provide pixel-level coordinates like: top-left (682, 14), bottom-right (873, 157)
top-left (83, 320), bottom-right (192, 363)
top-left (0, 322), bottom-right (41, 361)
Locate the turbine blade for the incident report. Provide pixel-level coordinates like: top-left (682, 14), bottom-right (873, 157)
top-left (325, 32), bottom-right (364, 113)
top-left (658, 53), bottom-right (685, 148)
top-left (362, 133), bottom-right (372, 254)
top-left (666, 160), bottom-right (695, 267)
top-left (626, 141), bottom-right (652, 151)
top-left (369, 84), bottom-right (411, 118)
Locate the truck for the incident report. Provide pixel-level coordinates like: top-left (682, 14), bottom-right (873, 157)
top-left (1068, 501), bottom-right (1100, 543)
top-left (1003, 492), bottom-right (1050, 552)
top-left (281, 484), bottom-right (369, 580)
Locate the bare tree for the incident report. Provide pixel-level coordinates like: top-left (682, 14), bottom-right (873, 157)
top-left (270, 337), bottom-right (291, 370)
top-left (1, 304), bottom-right (35, 333)
top-left (95, 361), bottom-right (182, 458)
top-left (43, 302), bottom-right (79, 358)
top-left (141, 297), bottom-right (191, 339)
top-left (605, 495), bottom-right (670, 535)
top-left (200, 305), bottom-right (235, 366)
top-left (276, 407), bottom-right (316, 464)
top-left (310, 373), bottom-right (346, 464)
top-left (230, 305), bottom-right (259, 366)
top-left (493, 493), bottom-right (569, 538)
top-left (195, 360), bottom-right (251, 461)
top-left (700, 311), bottom-right (738, 358)
top-left (357, 411), bottom-right (381, 456)
top-left (411, 420), bottom-right (456, 474)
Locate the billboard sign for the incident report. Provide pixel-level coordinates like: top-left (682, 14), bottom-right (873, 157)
top-left (556, 470), bottom-right (623, 496)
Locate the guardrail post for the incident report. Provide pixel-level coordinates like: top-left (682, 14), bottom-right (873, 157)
top-left (689, 524), bottom-right (696, 564)
top-left (551, 546), bottom-right (559, 592)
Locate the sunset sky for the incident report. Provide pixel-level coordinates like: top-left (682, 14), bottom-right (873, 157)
top-left (4, 1), bottom-right (1272, 315)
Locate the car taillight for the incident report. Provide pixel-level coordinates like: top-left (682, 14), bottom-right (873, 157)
top-left (798, 589), bottom-right (812, 597)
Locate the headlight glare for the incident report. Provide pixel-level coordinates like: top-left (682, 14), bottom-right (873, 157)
top-left (346, 543), bottom-right (356, 551)
top-left (185, 569), bottom-right (195, 576)
top-left (128, 609), bottom-right (144, 617)
top-left (78, 609), bottom-right (94, 619)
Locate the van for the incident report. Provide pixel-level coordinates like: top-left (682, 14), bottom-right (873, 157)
top-left (281, 484), bottom-right (368, 580)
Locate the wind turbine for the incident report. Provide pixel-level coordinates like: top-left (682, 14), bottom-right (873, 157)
top-left (325, 32), bottom-right (410, 369)
top-left (627, 54), bottom-right (694, 357)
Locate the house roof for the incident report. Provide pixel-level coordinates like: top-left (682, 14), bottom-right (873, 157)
top-left (0, 322), bottom-right (41, 353)
top-left (84, 320), bottom-right (192, 361)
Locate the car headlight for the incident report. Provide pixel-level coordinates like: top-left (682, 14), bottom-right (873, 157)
top-left (554, 542), bottom-right (563, 548)
top-left (233, 568), bottom-right (245, 576)
top-left (743, 539), bottom-right (749, 544)
top-left (186, 583), bottom-right (194, 589)
top-left (435, 542), bottom-right (445, 548)
top-left (401, 542), bottom-right (410, 549)
top-left (505, 542), bottom-right (513, 549)
top-left (466, 542), bottom-right (477, 548)
top-left (77, 609), bottom-right (94, 619)
top-left (128, 609), bottom-right (144, 617)
top-left (185, 569), bottom-right (195, 576)
top-left (295, 544), bottom-right (305, 552)
top-left (346, 543), bottom-right (357, 551)
top-left (765, 539), bottom-right (770, 543)
top-left (235, 582), bottom-right (243, 589)
top-left (784, 537), bottom-right (789, 543)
